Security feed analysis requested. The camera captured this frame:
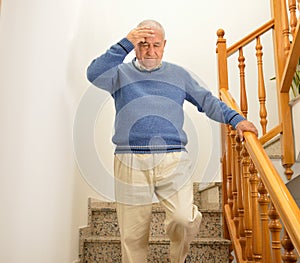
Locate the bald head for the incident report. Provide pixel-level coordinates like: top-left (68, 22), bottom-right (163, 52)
top-left (137, 20), bottom-right (165, 39)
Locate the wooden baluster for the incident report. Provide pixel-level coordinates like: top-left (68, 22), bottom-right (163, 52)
top-left (281, 0), bottom-right (291, 57)
top-left (242, 146), bottom-right (253, 261)
top-left (224, 125), bottom-right (234, 262)
top-left (256, 36), bottom-right (268, 135)
top-left (281, 229), bottom-right (298, 262)
top-left (237, 46), bottom-right (248, 259)
top-left (258, 181), bottom-right (272, 263)
top-left (236, 136), bottom-right (246, 259)
top-left (227, 125), bottom-right (234, 217)
top-left (222, 155), bottom-right (228, 206)
top-left (268, 203), bottom-right (282, 262)
top-left (249, 161), bottom-right (262, 262)
top-left (238, 48), bottom-right (248, 117)
top-left (222, 156), bottom-right (234, 263)
top-left (228, 243), bottom-right (234, 263)
top-left (288, 0), bottom-right (297, 36)
top-left (222, 124), bottom-right (234, 263)
top-left (230, 127), bottom-right (239, 238)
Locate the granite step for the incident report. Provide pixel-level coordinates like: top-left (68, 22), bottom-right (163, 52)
top-left (81, 236), bottom-right (231, 263)
top-left (78, 182), bottom-right (228, 262)
top-left (86, 201), bottom-right (222, 239)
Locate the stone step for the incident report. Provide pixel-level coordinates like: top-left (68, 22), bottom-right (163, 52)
top-left (194, 182), bottom-right (222, 210)
top-left (81, 236), bottom-right (231, 263)
top-left (78, 183), bottom-right (227, 262)
top-left (85, 201), bottom-right (222, 239)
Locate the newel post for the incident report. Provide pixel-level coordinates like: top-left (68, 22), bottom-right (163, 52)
top-left (270, 0), bottom-right (295, 179)
top-left (216, 29), bottom-right (234, 262)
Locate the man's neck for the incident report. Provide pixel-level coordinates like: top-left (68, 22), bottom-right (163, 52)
top-left (134, 59), bottom-right (162, 71)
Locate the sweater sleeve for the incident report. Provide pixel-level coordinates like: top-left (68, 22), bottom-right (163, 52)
top-left (86, 38), bottom-right (134, 92)
top-left (185, 74), bottom-right (245, 128)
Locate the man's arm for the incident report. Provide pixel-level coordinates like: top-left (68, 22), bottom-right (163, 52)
top-left (86, 38), bottom-right (133, 84)
top-left (87, 26), bottom-right (154, 84)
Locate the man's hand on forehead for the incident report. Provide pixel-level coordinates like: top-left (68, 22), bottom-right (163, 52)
top-left (127, 26), bottom-right (155, 47)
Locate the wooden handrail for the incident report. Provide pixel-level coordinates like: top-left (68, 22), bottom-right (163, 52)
top-left (227, 19), bottom-right (274, 57)
top-left (259, 124), bottom-right (282, 145)
top-left (220, 88), bottom-right (300, 254)
top-left (245, 133), bottom-right (300, 255)
top-left (219, 88), bottom-right (243, 115)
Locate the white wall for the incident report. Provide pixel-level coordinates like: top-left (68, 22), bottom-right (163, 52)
top-left (0, 0), bottom-right (271, 262)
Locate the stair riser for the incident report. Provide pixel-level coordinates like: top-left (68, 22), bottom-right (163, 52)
top-left (90, 209), bottom-right (222, 238)
top-left (82, 241), bottom-right (229, 263)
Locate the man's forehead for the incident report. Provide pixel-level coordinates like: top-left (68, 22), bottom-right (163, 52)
top-left (145, 34), bottom-right (165, 43)
top-left (142, 39), bottom-right (164, 44)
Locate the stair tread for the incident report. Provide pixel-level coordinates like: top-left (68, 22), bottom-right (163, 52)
top-left (82, 235), bottom-right (231, 245)
top-left (90, 201), bottom-right (222, 213)
top-left (80, 185), bottom-right (228, 262)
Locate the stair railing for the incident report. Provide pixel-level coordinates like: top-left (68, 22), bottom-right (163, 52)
top-left (216, 0), bottom-right (300, 262)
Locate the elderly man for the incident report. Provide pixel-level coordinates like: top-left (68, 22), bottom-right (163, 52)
top-left (87, 19), bottom-right (257, 263)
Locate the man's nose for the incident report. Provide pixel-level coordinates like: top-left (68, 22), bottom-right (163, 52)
top-left (147, 45), bottom-right (155, 56)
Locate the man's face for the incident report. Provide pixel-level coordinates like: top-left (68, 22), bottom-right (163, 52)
top-left (135, 28), bottom-right (166, 70)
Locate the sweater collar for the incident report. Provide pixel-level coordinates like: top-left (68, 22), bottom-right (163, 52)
top-left (132, 58), bottom-right (162, 72)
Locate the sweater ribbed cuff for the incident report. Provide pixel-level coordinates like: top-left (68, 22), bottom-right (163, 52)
top-left (230, 114), bottom-right (246, 129)
top-left (118, 38), bottom-right (134, 54)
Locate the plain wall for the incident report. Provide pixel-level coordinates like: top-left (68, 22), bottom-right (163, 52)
top-left (0, 0), bottom-right (272, 262)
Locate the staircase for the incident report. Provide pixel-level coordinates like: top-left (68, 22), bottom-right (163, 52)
top-left (215, 0), bottom-right (300, 260)
top-left (78, 183), bottom-right (231, 262)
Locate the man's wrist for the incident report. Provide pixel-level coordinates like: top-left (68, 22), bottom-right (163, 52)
top-left (117, 38), bottom-right (134, 54)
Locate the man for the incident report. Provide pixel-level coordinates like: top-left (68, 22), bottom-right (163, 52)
top-left (87, 19), bottom-right (258, 263)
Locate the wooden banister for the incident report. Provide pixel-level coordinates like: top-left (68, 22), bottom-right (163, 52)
top-left (259, 124), bottom-right (282, 145)
top-left (227, 19), bottom-right (274, 57)
top-left (245, 132), bottom-right (300, 255)
top-left (220, 87), bottom-right (300, 254)
top-left (217, 1), bottom-right (299, 261)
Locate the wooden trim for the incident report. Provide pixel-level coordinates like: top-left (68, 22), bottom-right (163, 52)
top-left (224, 205), bottom-right (247, 263)
top-left (280, 21), bottom-right (300, 93)
top-left (227, 19), bottom-right (275, 57)
top-left (220, 88), bottom-right (300, 254)
top-left (259, 124), bottom-right (282, 145)
top-left (216, 29), bottom-right (230, 91)
top-left (219, 88), bottom-right (243, 115)
top-left (245, 132), bottom-right (300, 254)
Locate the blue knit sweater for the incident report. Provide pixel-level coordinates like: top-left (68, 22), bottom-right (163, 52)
top-left (87, 38), bottom-right (245, 153)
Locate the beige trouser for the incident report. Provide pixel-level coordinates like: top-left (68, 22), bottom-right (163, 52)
top-left (114, 151), bottom-right (202, 263)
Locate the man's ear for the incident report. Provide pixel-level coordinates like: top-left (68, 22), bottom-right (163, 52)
top-left (163, 39), bottom-right (167, 47)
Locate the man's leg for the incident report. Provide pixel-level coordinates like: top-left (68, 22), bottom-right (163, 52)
top-left (155, 152), bottom-right (202, 263)
top-left (116, 202), bottom-right (152, 263)
top-left (114, 154), bottom-right (155, 263)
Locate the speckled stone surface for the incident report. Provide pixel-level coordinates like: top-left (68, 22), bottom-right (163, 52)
top-left (79, 183), bottom-right (230, 263)
top-left (87, 203), bottom-right (222, 239)
top-left (194, 182), bottom-right (222, 210)
top-left (82, 237), bottom-right (230, 263)
top-left (263, 136), bottom-right (281, 159)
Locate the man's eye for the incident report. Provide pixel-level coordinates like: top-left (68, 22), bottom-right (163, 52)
top-left (140, 43), bottom-right (149, 48)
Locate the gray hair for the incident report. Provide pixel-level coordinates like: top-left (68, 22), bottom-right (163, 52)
top-left (137, 19), bottom-right (165, 39)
